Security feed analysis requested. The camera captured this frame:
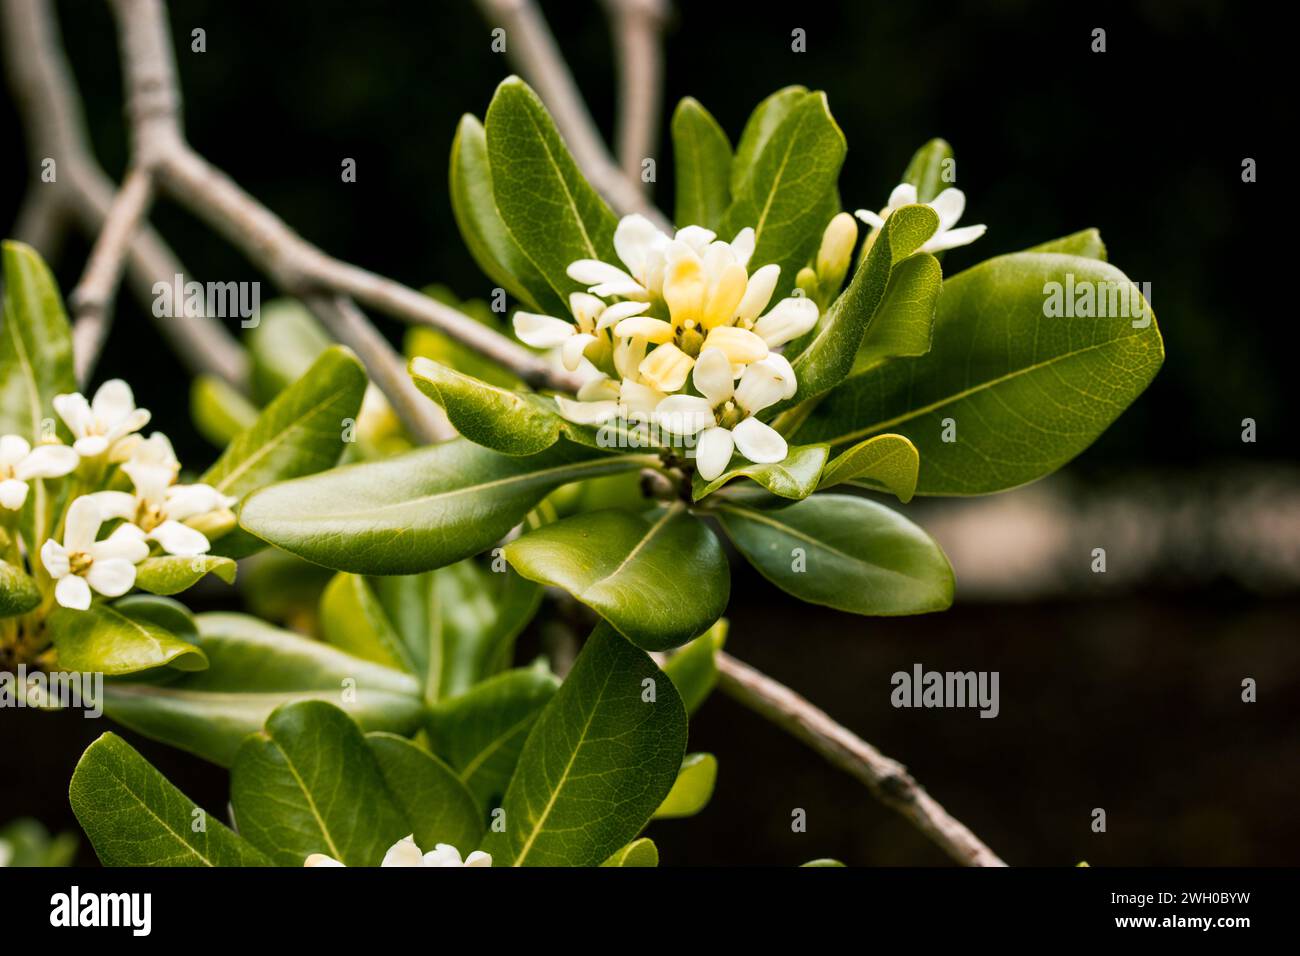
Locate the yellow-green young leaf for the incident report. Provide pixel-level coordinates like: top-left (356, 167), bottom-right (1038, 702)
top-left (601, 838), bottom-right (659, 867)
top-left (450, 114), bottom-right (563, 315)
top-left (0, 818), bottom-right (77, 867)
top-left (692, 443), bottom-right (828, 501)
top-left (319, 572), bottom-right (416, 672)
top-left (368, 733), bottom-right (484, 853)
top-left (784, 206), bottom-right (940, 409)
top-left (505, 506), bottom-right (729, 651)
top-left (723, 89), bottom-right (846, 299)
top-left (231, 701), bottom-right (411, 867)
top-left (818, 433), bottom-right (919, 502)
top-left (484, 77), bottom-right (618, 301)
top-left (0, 241), bottom-right (75, 439)
top-left (672, 97), bottom-right (732, 230)
top-left (409, 356), bottom-right (562, 455)
top-left (902, 138), bottom-right (954, 203)
top-left (794, 252), bottom-right (1164, 495)
top-left (133, 555), bottom-right (237, 596)
top-left (427, 666), bottom-right (559, 808)
top-left (802, 858), bottom-right (846, 867)
top-left (715, 494), bottom-right (953, 616)
top-left (246, 299), bottom-right (333, 404)
top-left (0, 558), bottom-right (40, 616)
top-left (851, 253), bottom-right (942, 374)
top-left (663, 618), bottom-right (727, 714)
top-left (103, 612), bottom-right (424, 768)
top-left (240, 438), bottom-right (652, 575)
top-left (190, 374), bottom-right (259, 448)
top-left (654, 753), bottom-right (718, 819)
top-left (482, 624), bottom-right (687, 866)
top-left (49, 602), bottom-right (207, 676)
top-left (70, 733), bottom-right (269, 866)
top-left (1024, 228), bottom-right (1107, 260)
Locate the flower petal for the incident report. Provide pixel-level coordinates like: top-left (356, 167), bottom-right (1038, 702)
top-left (55, 574), bottom-right (92, 610)
top-left (696, 426), bottom-right (735, 481)
top-left (729, 227), bottom-right (756, 269)
top-left (0, 478), bottom-right (29, 511)
top-left (91, 379), bottom-right (137, 424)
top-left (701, 326), bottom-right (769, 365)
top-left (614, 213), bottom-right (668, 279)
top-left (463, 850), bottom-right (493, 867)
top-left (853, 208), bottom-right (885, 230)
top-left (732, 417), bottom-right (788, 464)
top-left (638, 342), bottom-right (695, 392)
top-left (753, 296), bottom-right (819, 348)
top-left (93, 522), bottom-right (150, 563)
top-left (568, 292), bottom-right (606, 332)
top-left (304, 854), bottom-right (345, 867)
top-left (735, 264), bottom-right (780, 325)
top-left (86, 558), bottom-right (138, 598)
top-left (163, 483), bottom-right (233, 521)
top-left (755, 352), bottom-right (798, 400)
top-left (701, 262), bottom-right (749, 329)
top-left (13, 443), bottom-right (79, 480)
top-left (0, 434), bottom-right (31, 467)
top-left (692, 348), bottom-right (735, 407)
top-left (928, 187), bottom-right (966, 231)
top-left (554, 396), bottom-right (623, 425)
top-left (422, 843), bottom-right (464, 867)
top-left (513, 312), bottom-right (575, 349)
top-left (887, 183), bottom-right (918, 209)
top-left (566, 259), bottom-right (634, 287)
top-left (73, 435), bottom-right (109, 458)
top-left (64, 495), bottom-right (103, 552)
top-left (380, 835), bottom-right (426, 867)
top-left (654, 395), bottom-right (715, 435)
top-left (40, 539), bottom-right (70, 578)
top-left (53, 393), bottom-right (92, 438)
top-left (662, 253), bottom-right (706, 325)
top-left (595, 300), bottom-right (649, 331)
top-left (735, 357), bottom-right (795, 414)
top-left (921, 223), bottom-right (987, 254)
top-left (577, 376), bottom-right (621, 403)
top-left (149, 520), bottom-right (211, 557)
top-left (613, 316), bottom-right (674, 344)
top-left (619, 381), bottom-right (665, 421)
top-left (561, 333), bottom-right (597, 371)
top-left (673, 225), bottom-right (716, 252)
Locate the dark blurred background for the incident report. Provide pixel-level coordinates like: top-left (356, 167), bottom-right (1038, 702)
top-left (2, 0), bottom-right (1295, 865)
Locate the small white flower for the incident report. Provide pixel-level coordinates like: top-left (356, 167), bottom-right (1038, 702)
top-left (855, 183), bottom-right (986, 254)
top-left (53, 379), bottom-right (151, 459)
top-left (654, 348), bottom-right (796, 481)
top-left (0, 434), bottom-right (79, 511)
top-left (304, 835), bottom-right (491, 868)
top-left (513, 292), bottom-right (649, 372)
top-left (40, 496), bottom-right (149, 610)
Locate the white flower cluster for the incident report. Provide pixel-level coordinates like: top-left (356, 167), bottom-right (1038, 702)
top-left (305, 835), bottom-right (491, 868)
top-left (1, 380), bottom-right (236, 611)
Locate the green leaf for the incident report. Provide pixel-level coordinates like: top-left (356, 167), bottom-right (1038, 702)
top-left (0, 558), bottom-right (41, 616)
top-left (406, 286), bottom-right (521, 390)
top-left (663, 618), bottom-right (727, 714)
top-left (723, 90), bottom-right (846, 297)
top-left (0, 241), bottom-right (75, 439)
top-left (450, 115), bottom-right (562, 315)
top-left (240, 438), bottom-right (651, 575)
top-left (818, 433), bottom-right (919, 502)
top-left (202, 345), bottom-right (366, 503)
top-left (902, 138), bottom-right (954, 203)
top-left (784, 206), bottom-right (939, 408)
top-left (190, 374), bottom-right (259, 448)
top-left (730, 86), bottom-right (809, 196)
top-left (851, 252), bottom-right (943, 373)
top-left (672, 97), bottom-right (732, 230)
top-left (409, 356), bottom-right (561, 455)
top-left (1024, 228), bottom-right (1107, 260)
top-left (69, 733), bottom-right (268, 866)
top-left (692, 443), bottom-right (828, 501)
top-left (0, 818), bottom-right (77, 867)
top-left (239, 549), bottom-right (335, 626)
top-left (133, 555), bottom-right (237, 596)
top-left (427, 667), bottom-right (559, 808)
top-left (231, 700), bottom-right (411, 866)
top-left (319, 572), bottom-right (417, 672)
top-left (505, 506), bottom-right (729, 651)
top-left (246, 299), bottom-right (332, 405)
top-left (103, 612), bottom-right (424, 767)
top-left (600, 838), bottom-right (659, 867)
top-left (484, 77), bottom-right (618, 301)
top-left (653, 753), bottom-right (718, 819)
top-left (482, 624), bottom-right (687, 866)
top-left (49, 602), bottom-right (207, 676)
top-left (368, 733), bottom-right (484, 853)
top-left (715, 494), bottom-right (953, 615)
top-left (794, 252), bottom-right (1164, 494)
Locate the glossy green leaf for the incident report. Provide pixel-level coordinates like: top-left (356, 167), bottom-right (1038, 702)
top-left (794, 252), bottom-right (1164, 494)
top-left (69, 733), bottom-right (268, 866)
top-left (730, 86), bottom-right (809, 196)
top-left (49, 602), bottom-right (207, 676)
top-left (450, 114), bottom-right (561, 315)
top-left (851, 252), bottom-right (943, 373)
top-left (484, 77), bottom-right (618, 301)
top-left (902, 138), bottom-right (954, 203)
top-left (600, 838), bottom-right (659, 867)
top-left (202, 345), bottom-right (366, 504)
top-left (239, 549), bottom-right (335, 627)
top-left (672, 97), bottom-right (732, 230)
top-left (505, 506), bottom-right (729, 651)
top-left (723, 90), bottom-right (846, 296)
top-left (133, 555), bottom-right (237, 596)
top-left (246, 299), bottom-right (332, 404)
top-left (103, 612), bottom-right (424, 767)
top-left (0, 241), bottom-right (75, 439)
top-left (190, 374), bottom-right (259, 448)
top-left (715, 494), bottom-right (953, 615)
top-left (784, 206), bottom-right (939, 408)
top-left (409, 356), bottom-right (560, 455)
top-left (653, 753), bottom-right (718, 819)
top-left (319, 571), bottom-right (416, 672)
top-left (483, 624), bottom-right (687, 866)
top-left (663, 618), bottom-right (727, 714)
top-left (1025, 228), bottom-right (1107, 260)
top-left (692, 443), bottom-right (828, 501)
top-left (368, 733), bottom-right (484, 853)
top-left (818, 433), bottom-right (919, 502)
top-left (240, 438), bottom-right (651, 575)
top-left (0, 558), bottom-right (41, 616)
top-left (427, 666), bottom-right (559, 808)
top-left (231, 700), bottom-right (410, 866)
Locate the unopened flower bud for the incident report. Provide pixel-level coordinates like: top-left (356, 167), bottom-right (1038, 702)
top-left (815, 212), bottom-right (858, 294)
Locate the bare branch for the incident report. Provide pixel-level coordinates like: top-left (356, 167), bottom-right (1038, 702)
top-left (603, 0), bottom-right (668, 190)
top-left (714, 651), bottom-right (1008, 867)
top-left (70, 166), bottom-right (155, 385)
top-left (475, 0), bottom-right (672, 232)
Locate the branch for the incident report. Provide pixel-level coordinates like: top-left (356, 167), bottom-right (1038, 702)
top-left (602, 0), bottom-right (668, 191)
top-left (1, 0), bottom-right (248, 389)
top-left (475, 0), bottom-right (671, 232)
top-left (713, 651), bottom-right (1007, 867)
